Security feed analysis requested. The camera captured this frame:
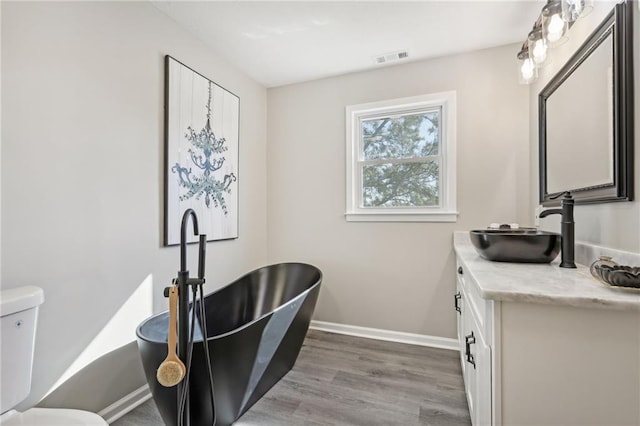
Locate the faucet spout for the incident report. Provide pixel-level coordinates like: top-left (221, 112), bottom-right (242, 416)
top-left (180, 209), bottom-right (199, 273)
top-left (539, 208), bottom-right (561, 218)
top-left (539, 192), bottom-right (576, 268)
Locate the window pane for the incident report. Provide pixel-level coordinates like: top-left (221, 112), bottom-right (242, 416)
top-left (362, 161), bottom-right (439, 207)
top-left (362, 111), bottom-right (440, 161)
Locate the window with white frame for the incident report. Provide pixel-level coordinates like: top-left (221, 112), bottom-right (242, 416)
top-left (345, 92), bottom-right (457, 222)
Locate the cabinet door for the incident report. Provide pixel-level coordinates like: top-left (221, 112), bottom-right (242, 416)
top-left (473, 333), bottom-right (491, 426)
top-left (463, 308), bottom-right (492, 426)
top-left (455, 280), bottom-right (463, 342)
top-left (455, 274), bottom-right (466, 373)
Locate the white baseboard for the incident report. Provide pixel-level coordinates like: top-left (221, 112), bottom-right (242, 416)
top-left (309, 320), bottom-right (459, 351)
top-left (98, 384), bottom-right (151, 424)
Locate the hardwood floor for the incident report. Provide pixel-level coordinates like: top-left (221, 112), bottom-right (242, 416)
top-left (112, 330), bottom-right (470, 426)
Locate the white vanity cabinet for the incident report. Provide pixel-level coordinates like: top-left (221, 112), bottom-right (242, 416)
top-left (455, 262), bottom-right (493, 426)
top-left (454, 232), bottom-right (640, 426)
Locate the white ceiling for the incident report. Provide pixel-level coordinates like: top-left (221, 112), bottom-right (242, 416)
top-left (151, 1), bottom-right (543, 88)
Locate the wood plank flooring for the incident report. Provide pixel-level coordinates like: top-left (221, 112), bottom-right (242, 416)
top-left (112, 330), bottom-right (470, 426)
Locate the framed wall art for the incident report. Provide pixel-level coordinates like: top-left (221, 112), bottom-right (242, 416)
top-left (164, 55), bottom-right (239, 246)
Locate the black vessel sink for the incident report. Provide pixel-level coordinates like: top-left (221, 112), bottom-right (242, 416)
top-left (469, 229), bottom-right (561, 263)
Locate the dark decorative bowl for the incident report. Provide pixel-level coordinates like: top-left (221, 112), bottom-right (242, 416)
top-left (593, 264), bottom-right (640, 289)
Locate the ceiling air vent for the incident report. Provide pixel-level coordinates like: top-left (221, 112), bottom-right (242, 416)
top-left (374, 50), bottom-right (409, 65)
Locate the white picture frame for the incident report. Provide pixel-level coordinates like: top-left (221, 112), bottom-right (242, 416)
top-left (164, 56), bottom-right (239, 246)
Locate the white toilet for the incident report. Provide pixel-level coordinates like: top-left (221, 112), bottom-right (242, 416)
top-left (0, 286), bottom-right (108, 425)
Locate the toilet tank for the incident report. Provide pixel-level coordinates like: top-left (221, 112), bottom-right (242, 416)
top-left (0, 286), bottom-right (45, 414)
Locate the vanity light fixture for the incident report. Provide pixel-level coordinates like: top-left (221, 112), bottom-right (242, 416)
top-left (517, 44), bottom-right (538, 85)
top-left (517, 0), bottom-right (591, 84)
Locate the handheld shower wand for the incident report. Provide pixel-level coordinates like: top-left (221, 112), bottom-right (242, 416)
top-left (198, 234), bottom-right (206, 279)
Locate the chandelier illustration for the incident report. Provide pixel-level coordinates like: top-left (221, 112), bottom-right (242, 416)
top-left (171, 82), bottom-right (236, 213)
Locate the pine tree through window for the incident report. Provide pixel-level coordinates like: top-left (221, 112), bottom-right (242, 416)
top-left (346, 93), bottom-right (457, 222)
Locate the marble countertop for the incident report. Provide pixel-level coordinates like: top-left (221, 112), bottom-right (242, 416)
top-left (453, 231), bottom-right (640, 310)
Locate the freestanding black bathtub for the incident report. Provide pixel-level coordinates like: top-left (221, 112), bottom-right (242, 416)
top-left (136, 263), bottom-right (322, 426)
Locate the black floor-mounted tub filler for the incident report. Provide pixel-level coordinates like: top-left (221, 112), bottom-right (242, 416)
top-left (136, 262), bottom-right (322, 426)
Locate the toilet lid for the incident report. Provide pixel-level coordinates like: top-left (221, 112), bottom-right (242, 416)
top-left (0, 408), bottom-right (108, 425)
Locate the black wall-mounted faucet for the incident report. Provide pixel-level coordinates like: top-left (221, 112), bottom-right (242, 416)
top-left (539, 192), bottom-right (576, 268)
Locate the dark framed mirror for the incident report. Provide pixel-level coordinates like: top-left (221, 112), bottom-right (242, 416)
top-left (539, 1), bottom-right (634, 205)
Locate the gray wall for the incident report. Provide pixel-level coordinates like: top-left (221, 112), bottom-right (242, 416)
top-left (267, 45), bottom-right (530, 339)
top-left (0, 1), bottom-right (2, 293)
top-left (533, 0), bottom-right (640, 252)
top-left (1, 1), bottom-right (267, 412)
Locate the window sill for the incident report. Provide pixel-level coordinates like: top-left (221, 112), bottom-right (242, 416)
top-left (345, 211), bottom-right (459, 223)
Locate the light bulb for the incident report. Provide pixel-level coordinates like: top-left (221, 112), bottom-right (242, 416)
top-left (562, 0), bottom-right (591, 22)
top-left (567, 0), bottom-right (584, 16)
top-left (517, 46), bottom-right (537, 84)
top-left (521, 59), bottom-right (535, 80)
top-left (546, 14), bottom-right (565, 42)
top-left (532, 39), bottom-right (547, 64)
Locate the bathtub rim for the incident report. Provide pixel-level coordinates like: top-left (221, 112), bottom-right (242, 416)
top-left (136, 262), bottom-right (322, 344)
